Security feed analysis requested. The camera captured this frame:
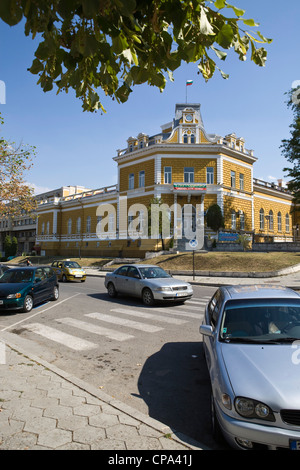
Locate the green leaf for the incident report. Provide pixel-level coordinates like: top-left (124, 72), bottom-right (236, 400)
top-left (211, 46), bottom-right (227, 61)
top-left (214, 0), bottom-right (226, 9)
top-left (243, 19), bottom-right (259, 27)
top-left (216, 24), bottom-right (234, 49)
top-left (227, 4), bottom-right (245, 17)
top-left (0, 0), bottom-right (23, 26)
top-left (29, 58), bottom-right (44, 74)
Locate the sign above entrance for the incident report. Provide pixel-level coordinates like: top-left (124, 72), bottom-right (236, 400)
top-left (173, 183), bottom-right (207, 191)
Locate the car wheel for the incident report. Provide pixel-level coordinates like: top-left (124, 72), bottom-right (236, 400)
top-left (62, 274), bottom-right (67, 283)
top-left (142, 288), bottom-right (154, 306)
top-left (51, 286), bottom-right (59, 301)
top-left (211, 394), bottom-right (224, 444)
top-left (23, 295), bottom-right (33, 313)
top-left (107, 282), bottom-right (117, 298)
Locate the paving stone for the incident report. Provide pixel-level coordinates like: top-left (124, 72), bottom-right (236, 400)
top-left (0, 431), bottom-right (38, 450)
top-left (73, 426), bottom-right (106, 444)
top-left (23, 416), bottom-right (57, 434)
top-left (57, 414), bottom-right (88, 431)
top-left (106, 423), bottom-right (139, 441)
top-left (37, 428), bottom-right (72, 449)
top-left (43, 404), bottom-right (74, 420)
top-left (88, 412), bottom-right (119, 428)
top-left (126, 436), bottom-right (163, 450)
top-left (73, 403), bottom-right (101, 417)
top-left (91, 439), bottom-right (126, 450)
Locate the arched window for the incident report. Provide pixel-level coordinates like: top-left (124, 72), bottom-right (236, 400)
top-left (190, 134), bottom-right (195, 144)
top-left (269, 210), bottom-right (274, 230)
top-left (277, 212), bottom-right (282, 232)
top-left (46, 221), bottom-right (50, 235)
top-left (183, 134), bottom-right (188, 144)
top-left (86, 216), bottom-right (91, 233)
top-left (67, 218), bottom-right (72, 235)
top-left (76, 217), bottom-right (81, 234)
top-left (259, 209), bottom-right (264, 230)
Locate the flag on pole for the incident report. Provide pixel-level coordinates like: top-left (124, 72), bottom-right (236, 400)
top-left (186, 80), bottom-right (193, 86)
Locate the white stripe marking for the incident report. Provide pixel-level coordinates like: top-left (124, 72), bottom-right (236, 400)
top-left (86, 312), bottom-right (163, 333)
top-left (145, 307), bottom-right (204, 319)
top-left (111, 308), bottom-right (187, 325)
top-left (23, 323), bottom-right (97, 351)
top-left (56, 317), bottom-right (134, 341)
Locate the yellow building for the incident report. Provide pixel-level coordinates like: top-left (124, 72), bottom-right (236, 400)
top-left (35, 103), bottom-right (295, 257)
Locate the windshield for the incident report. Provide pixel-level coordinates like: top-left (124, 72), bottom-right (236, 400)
top-left (139, 267), bottom-right (171, 279)
top-left (64, 262), bottom-right (81, 268)
top-left (0, 270), bottom-right (34, 283)
top-left (220, 299), bottom-right (300, 343)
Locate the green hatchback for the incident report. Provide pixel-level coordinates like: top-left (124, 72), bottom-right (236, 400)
top-left (0, 267), bottom-right (59, 313)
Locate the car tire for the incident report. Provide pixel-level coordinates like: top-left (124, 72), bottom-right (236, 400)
top-left (62, 274), bottom-right (67, 283)
top-left (142, 288), bottom-right (155, 306)
top-left (107, 282), bottom-right (117, 298)
top-left (23, 295), bottom-right (33, 313)
top-left (211, 394), bottom-right (224, 444)
top-left (51, 286), bottom-right (59, 301)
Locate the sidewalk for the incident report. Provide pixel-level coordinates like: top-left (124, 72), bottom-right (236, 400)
top-left (0, 267), bottom-right (299, 451)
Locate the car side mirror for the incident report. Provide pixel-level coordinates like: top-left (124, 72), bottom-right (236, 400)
top-left (199, 325), bottom-right (214, 337)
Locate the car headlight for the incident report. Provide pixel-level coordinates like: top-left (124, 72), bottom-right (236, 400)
top-left (7, 293), bottom-right (22, 299)
top-left (235, 397), bottom-right (275, 421)
top-left (155, 287), bottom-right (172, 292)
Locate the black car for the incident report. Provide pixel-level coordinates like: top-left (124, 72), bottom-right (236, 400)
top-left (0, 266), bottom-right (59, 312)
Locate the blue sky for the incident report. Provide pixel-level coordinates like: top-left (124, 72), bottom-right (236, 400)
top-left (0, 0), bottom-right (299, 194)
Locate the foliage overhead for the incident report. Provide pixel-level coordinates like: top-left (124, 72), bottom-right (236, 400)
top-left (281, 86), bottom-right (300, 204)
top-left (0, 115), bottom-right (37, 218)
top-left (0, 0), bottom-right (272, 112)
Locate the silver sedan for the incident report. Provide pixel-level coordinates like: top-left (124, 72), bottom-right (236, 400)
top-left (200, 285), bottom-right (300, 450)
top-left (104, 264), bottom-right (193, 305)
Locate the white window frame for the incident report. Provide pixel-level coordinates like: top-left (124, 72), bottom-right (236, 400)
top-left (206, 167), bottom-right (214, 184)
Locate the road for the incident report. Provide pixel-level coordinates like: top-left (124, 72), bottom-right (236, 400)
top-left (0, 276), bottom-right (219, 449)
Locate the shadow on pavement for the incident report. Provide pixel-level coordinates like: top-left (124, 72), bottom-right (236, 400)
top-left (136, 341), bottom-right (225, 450)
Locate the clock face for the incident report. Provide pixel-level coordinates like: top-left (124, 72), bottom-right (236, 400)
top-left (185, 114), bottom-right (193, 122)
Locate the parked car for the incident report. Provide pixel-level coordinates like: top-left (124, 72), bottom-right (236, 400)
top-left (105, 264), bottom-right (193, 305)
top-left (200, 284), bottom-right (300, 450)
top-left (51, 260), bottom-right (86, 282)
top-left (0, 264), bottom-right (10, 277)
top-left (0, 266), bottom-right (59, 312)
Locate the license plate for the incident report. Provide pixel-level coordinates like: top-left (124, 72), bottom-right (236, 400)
top-left (0, 300), bottom-right (3, 305)
top-left (290, 440), bottom-right (300, 450)
top-left (176, 292), bottom-right (186, 297)
top-left (75, 275), bottom-right (82, 278)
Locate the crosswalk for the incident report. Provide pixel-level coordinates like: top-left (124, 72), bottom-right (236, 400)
top-left (15, 296), bottom-right (211, 351)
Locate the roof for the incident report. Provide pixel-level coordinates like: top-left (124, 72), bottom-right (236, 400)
top-left (222, 285), bottom-right (300, 300)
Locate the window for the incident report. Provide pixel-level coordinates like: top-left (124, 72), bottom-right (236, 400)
top-left (67, 218), bottom-right (72, 235)
top-left (41, 222), bottom-right (45, 235)
top-left (129, 173), bottom-right (134, 190)
top-left (164, 166), bottom-right (172, 184)
top-left (269, 210), bottom-right (274, 230)
top-left (190, 134), bottom-right (195, 144)
top-left (240, 211), bottom-right (245, 231)
top-left (231, 211), bottom-right (236, 230)
top-left (139, 170), bottom-right (145, 188)
top-left (206, 167), bottom-right (214, 184)
top-left (76, 217), bottom-right (81, 234)
top-left (277, 212), bottom-right (282, 232)
top-left (46, 221), bottom-right (50, 235)
top-left (286, 213), bottom-right (290, 232)
top-left (86, 216), bottom-right (91, 233)
top-left (184, 167), bottom-right (194, 183)
top-left (239, 173), bottom-right (244, 191)
top-left (230, 170), bottom-right (236, 188)
top-left (259, 209), bottom-right (264, 230)
top-left (183, 134), bottom-right (188, 144)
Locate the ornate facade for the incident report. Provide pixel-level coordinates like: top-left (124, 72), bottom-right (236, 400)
top-left (34, 103), bottom-right (296, 257)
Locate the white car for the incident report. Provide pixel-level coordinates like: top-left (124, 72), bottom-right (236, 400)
top-left (200, 285), bottom-right (300, 450)
top-left (105, 264), bottom-right (193, 305)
